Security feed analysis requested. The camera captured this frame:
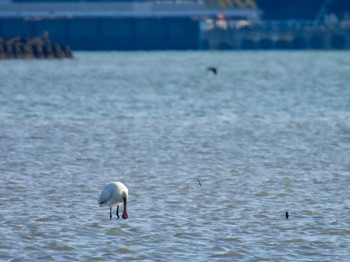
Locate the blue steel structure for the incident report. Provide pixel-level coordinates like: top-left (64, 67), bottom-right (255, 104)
top-left (0, 0), bottom-right (261, 50)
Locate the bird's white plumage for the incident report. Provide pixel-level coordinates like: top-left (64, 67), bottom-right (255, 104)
top-left (98, 181), bottom-right (128, 207)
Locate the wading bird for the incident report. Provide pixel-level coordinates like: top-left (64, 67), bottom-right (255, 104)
top-left (98, 181), bottom-right (128, 220)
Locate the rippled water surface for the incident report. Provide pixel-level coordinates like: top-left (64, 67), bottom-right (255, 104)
top-left (1, 51), bottom-right (350, 261)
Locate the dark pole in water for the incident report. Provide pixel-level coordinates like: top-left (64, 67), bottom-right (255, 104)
top-left (285, 211), bottom-right (289, 219)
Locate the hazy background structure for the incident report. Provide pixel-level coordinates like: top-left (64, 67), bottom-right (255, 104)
top-left (1, 0), bottom-right (350, 50)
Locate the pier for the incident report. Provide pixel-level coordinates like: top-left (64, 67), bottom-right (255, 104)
top-left (0, 1), bottom-right (260, 51)
top-left (201, 20), bottom-right (350, 50)
top-left (0, 1), bottom-right (350, 50)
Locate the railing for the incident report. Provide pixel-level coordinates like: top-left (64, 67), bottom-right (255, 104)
top-left (0, 1), bottom-right (261, 19)
top-left (203, 19), bottom-right (350, 32)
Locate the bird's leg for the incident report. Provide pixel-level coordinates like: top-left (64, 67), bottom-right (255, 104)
top-left (110, 206), bottom-right (112, 220)
top-left (116, 206), bottom-right (120, 219)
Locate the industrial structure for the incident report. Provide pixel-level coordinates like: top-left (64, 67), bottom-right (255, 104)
top-left (0, 0), bottom-right (349, 51)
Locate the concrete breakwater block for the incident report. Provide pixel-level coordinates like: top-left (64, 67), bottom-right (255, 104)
top-left (0, 35), bottom-right (72, 59)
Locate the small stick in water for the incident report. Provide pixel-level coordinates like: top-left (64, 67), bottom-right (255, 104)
top-left (285, 211), bottom-right (289, 219)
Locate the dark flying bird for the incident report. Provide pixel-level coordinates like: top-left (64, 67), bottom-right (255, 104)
top-left (207, 67), bottom-right (217, 75)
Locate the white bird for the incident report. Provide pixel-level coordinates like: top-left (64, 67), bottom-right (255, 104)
top-left (98, 181), bottom-right (128, 220)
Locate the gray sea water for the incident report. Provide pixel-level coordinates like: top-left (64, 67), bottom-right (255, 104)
top-left (1, 51), bottom-right (350, 261)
